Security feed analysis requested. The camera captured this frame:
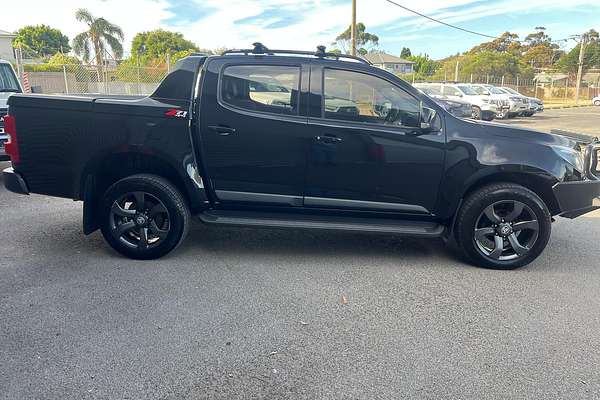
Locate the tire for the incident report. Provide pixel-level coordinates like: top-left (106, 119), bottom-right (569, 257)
top-left (496, 110), bottom-right (508, 120)
top-left (481, 111), bottom-right (495, 121)
top-left (471, 106), bottom-right (482, 120)
top-left (455, 183), bottom-right (551, 270)
top-left (99, 174), bottom-right (190, 259)
top-left (594, 100), bottom-right (600, 106)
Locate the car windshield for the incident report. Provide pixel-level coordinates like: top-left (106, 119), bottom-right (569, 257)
top-left (457, 85), bottom-right (479, 95)
top-left (0, 64), bottom-right (21, 92)
top-left (503, 87), bottom-right (520, 95)
top-left (487, 86), bottom-right (505, 95)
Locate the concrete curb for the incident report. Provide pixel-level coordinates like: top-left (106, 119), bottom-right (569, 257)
top-left (544, 104), bottom-right (595, 110)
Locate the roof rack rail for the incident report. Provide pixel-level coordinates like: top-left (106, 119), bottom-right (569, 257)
top-left (221, 43), bottom-right (372, 65)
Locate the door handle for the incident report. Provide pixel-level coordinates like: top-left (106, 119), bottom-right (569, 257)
top-left (315, 135), bottom-right (343, 143)
top-left (208, 125), bottom-right (236, 136)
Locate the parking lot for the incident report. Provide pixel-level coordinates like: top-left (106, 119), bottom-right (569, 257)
top-left (1, 157), bottom-right (600, 399)
top-left (497, 106), bottom-right (600, 136)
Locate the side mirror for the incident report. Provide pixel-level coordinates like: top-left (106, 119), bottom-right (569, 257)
top-left (420, 105), bottom-right (441, 133)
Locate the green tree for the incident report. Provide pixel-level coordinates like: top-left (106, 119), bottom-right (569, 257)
top-left (557, 30), bottom-right (600, 76)
top-left (72, 8), bottom-right (124, 64)
top-left (469, 32), bottom-right (521, 55)
top-left (131, 29), bottom-right (198, 60)
top-left (333, 23), bottom-right (379, 55)
top-left (524, 27), bottom-right (552, 47)
top-left (400, 47), bottom-right (412, 58)
top-left (12, 25), bottom-right (70, 57)
top-left (407, 54), bottom-right (440, 80)
top-left (433, 51), bottom-right (532, 80)
top-left (46, 52), bottom-right (81, 65)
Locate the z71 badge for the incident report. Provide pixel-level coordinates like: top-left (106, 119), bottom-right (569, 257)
top-left (165, 109), bottom-right (189, 118)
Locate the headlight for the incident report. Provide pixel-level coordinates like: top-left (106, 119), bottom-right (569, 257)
top-left (553, 146), bottom-right (585, 173)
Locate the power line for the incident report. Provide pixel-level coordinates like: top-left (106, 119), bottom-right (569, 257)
top-left (382, 0), bottom-right (498, 39)
top-left (382, 0), bottom-right (576, 45)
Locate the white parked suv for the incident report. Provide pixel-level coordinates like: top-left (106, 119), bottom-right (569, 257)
top-left (414, 82), bottom-right (500, 121)
top-left (593, 95), bottom-right (600, 106)
top-left (499, 86), bottom-right (543, 115)
top-left (469, 84), bottom-right (526, 119)
top-left (0, 59), bottom-right (23, 161)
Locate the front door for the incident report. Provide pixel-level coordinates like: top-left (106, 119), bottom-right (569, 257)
top-left (305, 65), bottom-right (445, 215)
top-left (198, 61), bottom-right (309, 207)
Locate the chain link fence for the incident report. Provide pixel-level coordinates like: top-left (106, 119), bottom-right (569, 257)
top-left (20, 63), bottom-right (600, 105)
top-left (402, 72), bottom-right (600, 105)
top-left (23, 63), bottom-right (169, 95)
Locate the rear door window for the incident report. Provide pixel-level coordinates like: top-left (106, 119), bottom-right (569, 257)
top-left (220, 65), bottom-right (300, 115)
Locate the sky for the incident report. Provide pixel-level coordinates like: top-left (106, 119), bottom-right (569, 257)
top-left (3, 0), bottom-right (600, 59)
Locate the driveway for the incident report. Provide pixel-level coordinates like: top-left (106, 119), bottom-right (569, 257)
top-left (1, 162), bottom-right (600, 399)
top-left (497, 106), bottom-right (600, 136)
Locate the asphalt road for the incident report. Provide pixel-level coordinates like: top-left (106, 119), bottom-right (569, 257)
top-left (497, 106), bottom-right (600, 136)
top-left (1, 156), bottom-right (600, 398)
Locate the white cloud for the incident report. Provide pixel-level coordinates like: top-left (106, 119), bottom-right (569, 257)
top-left (2, 0), bottom-right (599, 57)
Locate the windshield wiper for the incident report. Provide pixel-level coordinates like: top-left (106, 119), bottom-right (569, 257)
top-left (0, 88), bottom-right (21, 93)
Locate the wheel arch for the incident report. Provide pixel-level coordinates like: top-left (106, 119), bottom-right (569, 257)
top-left (462, 171), bottom-right (561, 216)
top-left (80, 150), bottom-right (205, 234)
top-left (447, 169), bottom-right (561, 240)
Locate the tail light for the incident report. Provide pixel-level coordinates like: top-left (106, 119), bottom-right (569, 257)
top-left (3, 115), bottom-right (19, 163)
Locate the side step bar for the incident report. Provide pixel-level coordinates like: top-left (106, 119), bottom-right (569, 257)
top-left (198, 210), bottom-right (445, 237)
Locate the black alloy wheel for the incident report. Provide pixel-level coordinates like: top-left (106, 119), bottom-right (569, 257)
top-left (474, 200), bottom-right (539, 261)
top-left (109, 191), bottom-right (170, 250)
top-left (100, 174), bottom-right (190, 259)
top-left (455, 183), bottom-right (551, 269)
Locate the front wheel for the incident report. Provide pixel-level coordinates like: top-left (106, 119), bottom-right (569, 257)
top-left (99, 174), bottom-right (190, 259)
top-left (594, 100), bottom-right (600, 106)
top-left (455, 183), bottom-right (551, 269)
top-left (471, 106), bottom-right (482, 120)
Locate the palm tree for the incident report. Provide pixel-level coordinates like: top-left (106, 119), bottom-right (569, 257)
top-left (72, 8), bottom-right (124, 66)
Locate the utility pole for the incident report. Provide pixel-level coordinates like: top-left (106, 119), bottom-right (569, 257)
top-left (350, 0), bottom-right (357, 56)
top-left (454, 60), bottom-right (460, 82)
top-left (575, 33), bottom-right (587, 105)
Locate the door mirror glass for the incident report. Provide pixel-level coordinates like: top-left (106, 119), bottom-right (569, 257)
top-left (420, 105), bottom-right (441, 132)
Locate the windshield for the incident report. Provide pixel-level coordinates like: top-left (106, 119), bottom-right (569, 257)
top-left (0, 64), bottom-right (21, 92)
top-left (503, 87), bottom-right (520, 95)
top-left (457, 85), bottom-right (479, 95)
top-left (487, 86), bottom-right (505, 94)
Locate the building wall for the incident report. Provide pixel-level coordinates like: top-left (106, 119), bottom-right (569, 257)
top-left (0, 37), bottom-right (15, 62)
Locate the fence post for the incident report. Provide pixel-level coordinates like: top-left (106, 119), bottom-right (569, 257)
top-left (516, 75), bottom-right (519, 91)
top-left (564, 78), bottom-right (569, 102)
top-left (486, 75), bottom-right (489, 84)
top-left (501, 76), bottom-right (505, 86)
top-left (166, 53), bottom-right (171, 73)
top-left (63, 65), bottom-right (69, 94)
top-left (470, 74), bottom-right (473, 83)
top-left (137, 59), bottom-right (141, 95)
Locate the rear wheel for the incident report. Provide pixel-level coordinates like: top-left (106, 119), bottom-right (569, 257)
top-left (99, 174), bottom-right (190, 259)
top-left (594, 100), bottom-right (600, 106)
top-left (456, 183), bottom-right (551, 269)
top-left (471, 106), bottom-right (482, 120)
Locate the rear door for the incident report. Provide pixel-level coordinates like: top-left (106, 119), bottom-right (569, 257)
top-left (197, 58), bottom-right (310, 207)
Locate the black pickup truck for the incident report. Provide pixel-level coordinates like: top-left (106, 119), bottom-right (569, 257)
top-left (3, 44), bottom-right (600, 269)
